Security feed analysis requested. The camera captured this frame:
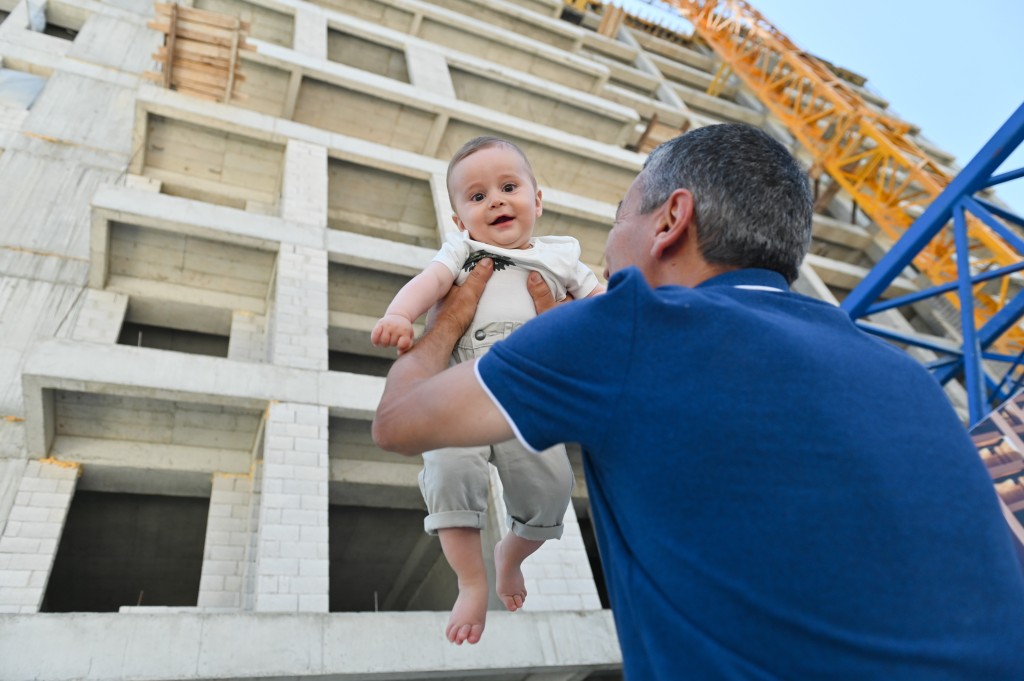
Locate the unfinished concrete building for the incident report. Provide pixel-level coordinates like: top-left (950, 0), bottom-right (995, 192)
top-left (0, 0), bottom-right (1006, 678)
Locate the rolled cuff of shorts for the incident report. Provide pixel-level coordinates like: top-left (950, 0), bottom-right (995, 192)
top-left (423, 510), bottom-right (486, 535)
top-left (509, 518), bottom-right (564, 541)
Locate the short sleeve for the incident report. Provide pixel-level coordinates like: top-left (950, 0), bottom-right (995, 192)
top-left (432, 233), bottom-right (471, 279)
top-left (475, 270), bottom-right (638, 452)
top-left (567, 261), bottom-right (600, 299)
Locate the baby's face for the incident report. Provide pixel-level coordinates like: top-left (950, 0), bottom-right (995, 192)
top-left (448, 145), bottom-right (541, 250)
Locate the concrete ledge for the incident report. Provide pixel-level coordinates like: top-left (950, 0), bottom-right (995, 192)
top-left (0, 610), bottom-right (621, 679)
top-left (21, 340), bottom-right (383, 455)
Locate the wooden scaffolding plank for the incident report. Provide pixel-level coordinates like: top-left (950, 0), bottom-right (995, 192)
top-left (147, 1), bottom-right (251, 103)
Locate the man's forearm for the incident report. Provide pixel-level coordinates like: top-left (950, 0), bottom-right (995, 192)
top-left (372, 259), bottom-right (493, 453)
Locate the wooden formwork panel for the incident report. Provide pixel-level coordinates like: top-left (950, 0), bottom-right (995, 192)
top-left (147, 3), bottom-right (254, 103)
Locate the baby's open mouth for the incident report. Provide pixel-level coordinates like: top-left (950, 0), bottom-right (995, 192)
top-left (490, 215), bottom-right (513, 225)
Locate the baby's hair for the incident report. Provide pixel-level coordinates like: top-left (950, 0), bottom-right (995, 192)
top-left (446, 136), bottom-right (537, 206)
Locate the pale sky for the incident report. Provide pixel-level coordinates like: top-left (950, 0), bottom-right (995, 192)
top-left (623, 0), bottom-right (1024, 214)
top-left (749, 0), bottom-right (1024, 214)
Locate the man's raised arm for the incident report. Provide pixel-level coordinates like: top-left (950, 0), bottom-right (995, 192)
top-left (372, 258), bottom-right (514, 455)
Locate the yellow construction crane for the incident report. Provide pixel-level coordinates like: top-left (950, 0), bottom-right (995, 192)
top-left (587, 0), bottom-right (1024, 349)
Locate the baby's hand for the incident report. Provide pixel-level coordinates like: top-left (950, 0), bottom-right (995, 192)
top-left (371, 314), bottom-right (415, 353)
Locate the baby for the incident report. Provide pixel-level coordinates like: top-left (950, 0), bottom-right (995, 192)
top-left (372, 136), bottom-right (604, 645)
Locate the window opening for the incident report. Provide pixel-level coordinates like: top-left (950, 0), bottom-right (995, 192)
top-left (43, 491), bottom-right (208, 612)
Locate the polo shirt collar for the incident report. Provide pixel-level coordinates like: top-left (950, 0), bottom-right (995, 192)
top-left (696, 268), bottom-right (789, 292)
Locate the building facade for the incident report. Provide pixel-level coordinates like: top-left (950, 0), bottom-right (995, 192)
top-left (0, 0), bottom-right (979, 678)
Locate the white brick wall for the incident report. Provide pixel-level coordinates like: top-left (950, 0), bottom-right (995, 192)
top-left (280, 140), bottom-right (327, 228)
top-left (69, 289), bottom-right (128, 344)
top-left (489, 467), bottom-right (601, 612)
top-left (252, 402), bottom-right (329, 612)
top-left (197, 473), bottom-right (253, 609)
top-left (227, 311), bottom-right (266, 363)
top-left (266, 244), bottom-right (329, 371)
top-left (0, 459), bottom-right (79, 613)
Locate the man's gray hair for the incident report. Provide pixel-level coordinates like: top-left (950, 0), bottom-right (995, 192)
top-left (640, 124), bottom-right (813, 284)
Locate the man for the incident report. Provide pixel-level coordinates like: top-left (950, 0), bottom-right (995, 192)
top-left (374, 124), bottom-right (1024, 679)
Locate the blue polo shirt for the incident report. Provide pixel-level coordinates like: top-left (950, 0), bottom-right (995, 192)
top-left (476, 267), bottom-right (1024, 679)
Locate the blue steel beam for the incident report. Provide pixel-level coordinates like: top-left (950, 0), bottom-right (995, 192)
top-left (933, 287), bottom-right (1024, 385)
top-left (863, 261), bottom-right (1024, 315)
top-left (841, 101), bottom-right (1024, 320)
top-left (841, 101), bottom-right (1024, 424)
top-left (953, 207), bottom-right (986, 424)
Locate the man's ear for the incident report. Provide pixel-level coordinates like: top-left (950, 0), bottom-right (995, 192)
top-left (651, 188), bottom-right (694, 259)
top-left (452, 213), bottom-right (466, 232)
top-left (535, 188), bottom-right (543, 218)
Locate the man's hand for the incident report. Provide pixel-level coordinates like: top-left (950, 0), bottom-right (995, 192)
top-left (527, 271), bottom-right (573, 314)
top-left (426, 257), bottom-right (494, 337)
top-left (373, 257), bottom-right (511, 455)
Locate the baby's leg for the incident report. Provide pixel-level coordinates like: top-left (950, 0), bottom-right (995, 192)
top-left (420, 447), bottom-right (491, 644)
top-left (492, 441), bottom-right (574, 612)
top-left (493, 533), bottom-right (543, 612)
top-left (438, 527), bottom-right (488, 645)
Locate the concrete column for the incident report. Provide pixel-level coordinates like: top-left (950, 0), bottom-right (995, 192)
top-left (227, 310), bottom-right (266, 363)
top-left (280, 140), bottom-right (328, 230)
top-left (0, 459), bottom-right (79, 613)
top-left (243, 461), bottom-right (262, 610)
top-left (197, 473), bottom-right (253, 609)
top-left (488, 467), bottom-right (601, 612)
top-left (69, 289), bottom-right (128, 344)
top-left (266, 244), bottom-right (328, 371)
top-left (252, 402), bottom-right (329, 612)
top-left (406, 45), bottom-right (455, 99)
top-left (291, 6), bottom-right (327, 60)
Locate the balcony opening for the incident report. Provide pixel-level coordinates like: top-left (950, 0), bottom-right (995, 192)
top-left (42, 490), bottom-right (208, 612)
top-left (328, 350), bottom-right (392, 376)
top-left (329, 504), bottom-right (455, 612)
top-left (118, 321), bottom-right (229, 358)
top-left (42, 22), bottom-right (77, 41)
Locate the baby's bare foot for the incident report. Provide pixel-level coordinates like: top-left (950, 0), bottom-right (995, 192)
top-left (446, 581), bottom-right (488, 645)
top-left (494, 538), bottom-right (527, 612)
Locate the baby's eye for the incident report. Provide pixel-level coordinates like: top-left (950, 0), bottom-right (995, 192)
top-left (502, 183), bottom-right (517, 192)
top-left (470, 192), bottom-right (485, 202)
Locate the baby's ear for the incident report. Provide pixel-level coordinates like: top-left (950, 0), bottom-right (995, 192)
top-left (452, 213), bottom-right (466, 231)
top-left (535, 189), bottom-right (543, 218)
